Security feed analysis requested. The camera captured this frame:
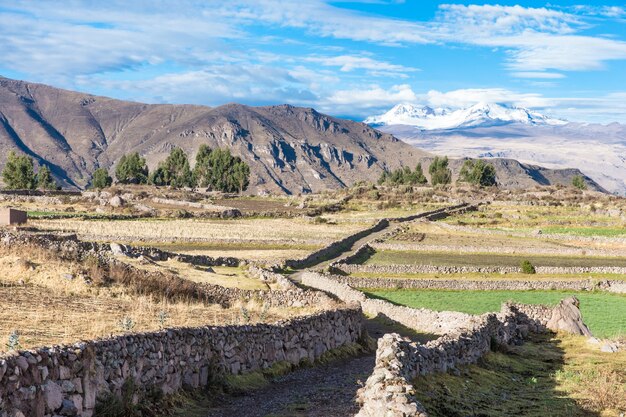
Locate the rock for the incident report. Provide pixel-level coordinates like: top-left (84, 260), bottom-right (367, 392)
top-left (61, 273), bottom-right (75, 281)
top-left (205, 267), bottom-right (215, 273)
top-left (600, 342), bottom-right (619, 353)
top-left (110, 243), bottom-right (126, 256)
top-left (109, 195), bottom-right (124, 207)
top-left (44, 381), bottom-right (63, 411)
top-left (59, 398), bottom-right (78, 416)
top-left (546, 296), bottom-right (592, 336)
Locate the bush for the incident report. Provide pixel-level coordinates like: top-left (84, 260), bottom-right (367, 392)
top-left (572, 175), bottom-right (587, 190)
top-left (458, 159), bottom-right (497, 186)
top-left (115, 152), bottom-right (148, 184)
top-left (521, 260), bottom-right (536, 274)
top-left (2, 151), bottom-right (36, 189)
top-left (429, 156), bottom-right (452, 186)
top-left (91, 167), bottom-right (113, 189)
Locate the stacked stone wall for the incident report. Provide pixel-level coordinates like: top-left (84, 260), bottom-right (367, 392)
top-left (334, 262), bottom-right (626, 276)
top-left (0, 307), bottom-right (362, 417)
top-left (333, 275), bottom-right (626, 294)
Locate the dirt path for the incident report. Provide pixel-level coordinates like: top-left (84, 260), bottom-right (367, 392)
top-left (198, 206), bottom-right (465, 416)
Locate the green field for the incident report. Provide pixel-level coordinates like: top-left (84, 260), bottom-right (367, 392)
top-left (363, 289), bottom-right (626, 338)
top-left (364, 250), bottom-right (626, 268)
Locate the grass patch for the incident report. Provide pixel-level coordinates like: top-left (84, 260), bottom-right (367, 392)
top-left (363, 289), bottom-right (626, 339)
top-left (413, 333), bottom-right (625, 417)
top-left (365, 250), bottom-right (626, 268)
top-left (539, 226), bottom-right (626, 237)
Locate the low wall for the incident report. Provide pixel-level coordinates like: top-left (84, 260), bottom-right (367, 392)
top-left (300, 272), bottom-right (472, 335)
top-left (371, 241), bottom-right (626, 258)
top-left (283, 219), bottom-right (390, 269)
top-left (332, 275), bottom-right (626, 294)
top-left (334, 262), bottom-right (626, 276)
top-left (355, 307), bottom-right (523, 417)
top-left (0, 307), bottom-right (363, 417)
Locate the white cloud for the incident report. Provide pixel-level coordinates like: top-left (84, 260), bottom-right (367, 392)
top-left (319, 84), bottom-right (417, 113)
top-left (512, 72), bottom-right (565, 79)
top-left (305, 55), bottom-right (417, 75)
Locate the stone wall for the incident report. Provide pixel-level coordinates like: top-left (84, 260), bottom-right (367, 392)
top-left (355, 307), bottom-right (523, 417)
top-left (283, 219), bottom-right (390, 269)
top-left (300, 272), bottom-right (472, 335)
top-left (332, 275), bottom-right (626, 294)
top-left (371, 241), bottom-right (626, 258)
top-left (334, 262), bottom-right (626, 276)
top-left (0, 307), bottom-right (363, 417)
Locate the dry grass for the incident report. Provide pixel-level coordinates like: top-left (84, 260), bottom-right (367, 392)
top-left (31, 217), bottom-right (368, 246)
top-left (0, 249), bottom-right (314, 352)
top-left (121, 257), bottom-right (271, 291)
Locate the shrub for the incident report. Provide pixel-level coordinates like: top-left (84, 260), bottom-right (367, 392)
top-left (572, 175), bottom-right (587, 190)
top-left (115, 152), bottom-right (148, 184)
top-left (378, 162), bottom-right (428, 186)
top-left (429, 156), bottom-right (452, 186)
top-left (458, 159), bottom-right (497, 186)
top-left (521, 260), bottom-right (536, 274)
top-left (2, 151), bottom-right (36, 189)
top-left (91, 167), bottom-right (113, 189)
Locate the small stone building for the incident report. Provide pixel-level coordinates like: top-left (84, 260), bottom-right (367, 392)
top-left (0, 208), bottom-right (27, 225)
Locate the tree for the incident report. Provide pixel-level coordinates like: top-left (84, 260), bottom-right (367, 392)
top-left (2, 151), bottom-right (36, 190)
top-left (192, 144), bottom-right (213, 187)
top-left (37, 165), bottom-right (57, 190)
top-left (115, 152), bottom-right (148, 184)
top-left (572, 175), bottom-right (587, 190)
top-left (429, 156), bottom-right (452, 186)
top-left (378, 163), bottom-right (427, 186)
top-left (91, 168), bottom-right (112, 189)
top-left (458, 159), bottom-right (497, 186)
top-left (193, 146), bottom-right (250, 192)
top-left (150, 147), bottom-right (193, 188)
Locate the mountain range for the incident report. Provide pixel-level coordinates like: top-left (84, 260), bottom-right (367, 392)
top-left (364, 102), bottom-right (567, 130)
top-left (0, 77), bottom-right (603, 194)
top-left (366, 103), bottom-right (625, 195)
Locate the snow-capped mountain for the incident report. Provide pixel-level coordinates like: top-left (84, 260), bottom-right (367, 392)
top-left (364, 102), bottom-right (567, 130)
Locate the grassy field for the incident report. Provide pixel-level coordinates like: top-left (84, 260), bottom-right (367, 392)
top-left (414, 333), bottom-right (626, 417)
top-left (364, 250), bottom-right (626, 268)
top-left (363, 289), bottom-right (626, 338)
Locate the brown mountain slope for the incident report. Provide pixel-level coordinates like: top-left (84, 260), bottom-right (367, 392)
top-left (0, 77), bottom-right (604, 194)
top-left (0, 77), bottom-right (429, 194)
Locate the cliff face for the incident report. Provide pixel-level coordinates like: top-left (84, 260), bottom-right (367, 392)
top-left (0, 77), bottom-right (429, 194)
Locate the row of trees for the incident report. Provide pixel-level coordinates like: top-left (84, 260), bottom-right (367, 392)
top-left (1, 152), bottom-right (58, 190)
top-left (92, 145), bottom-right (250, 192)
top-left (378, 157), bottom-right (496, 187)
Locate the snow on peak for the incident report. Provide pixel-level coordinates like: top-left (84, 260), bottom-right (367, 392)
top-left (364, 102), bottom-right (567, 130)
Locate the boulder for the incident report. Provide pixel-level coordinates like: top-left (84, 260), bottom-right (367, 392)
top-left (546, 296), bottom-right (592, 336)
top-left (109, 195), bottom-right (124, 207)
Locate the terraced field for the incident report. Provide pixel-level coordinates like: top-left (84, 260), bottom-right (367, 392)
top-left (364, 289), bottom-right (626, 338)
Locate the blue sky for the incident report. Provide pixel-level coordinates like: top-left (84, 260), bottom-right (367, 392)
top-left (1, 1), bottom-right (625, 123)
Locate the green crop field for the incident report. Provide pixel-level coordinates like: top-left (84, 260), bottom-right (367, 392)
top-left (363, 289), bottom-right (626, 339)
top-left (364, 250), bottom-right (626, 268)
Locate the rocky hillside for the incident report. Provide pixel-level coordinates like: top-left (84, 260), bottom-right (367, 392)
top-left (0, 77), bottom-right (605, 194)
top-left (0, 77), bottom-right (428, 194)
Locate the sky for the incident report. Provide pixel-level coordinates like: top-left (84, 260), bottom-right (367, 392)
top-left (1, 1), bottom-right (625, 123)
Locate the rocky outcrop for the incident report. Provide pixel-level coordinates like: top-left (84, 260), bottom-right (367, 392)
top-left (546, 296), bottom-right (593, 336)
